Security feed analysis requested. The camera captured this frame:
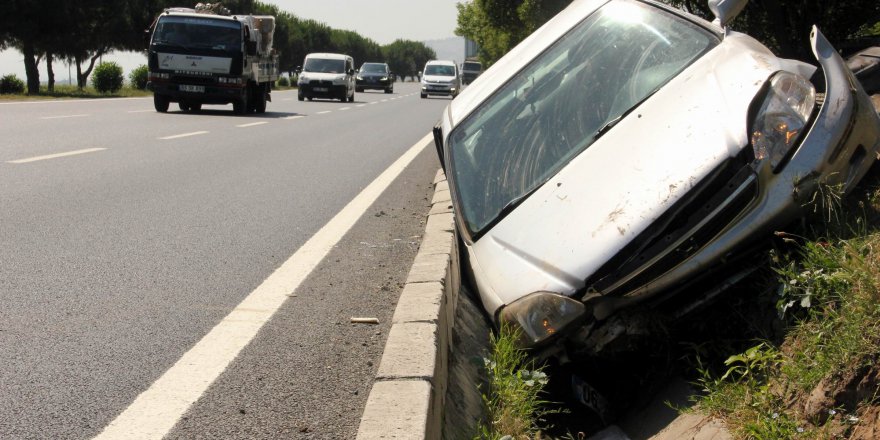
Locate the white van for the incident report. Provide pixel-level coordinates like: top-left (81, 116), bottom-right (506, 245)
top-left (297, 53), bottom-right (356, 102)
top-left (420, 60), bottom-right (461, 99)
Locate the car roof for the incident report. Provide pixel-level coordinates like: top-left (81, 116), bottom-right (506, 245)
top-left (425, 60), bottom-right (456, 67)
top-left (305, 53), bottom-right (351, 60)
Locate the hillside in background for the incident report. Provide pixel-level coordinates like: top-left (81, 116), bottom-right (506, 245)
top-left (424, 37), bottom-right (465, 65)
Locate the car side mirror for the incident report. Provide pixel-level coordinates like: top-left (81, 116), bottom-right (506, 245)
top-left (143, 29), bottom-right (151, 48)
top-left (708, 0), bottom-right (747, 27)
top-left (246, 40), bottom-right (257, 55)
top-left (295, 66), bottom-right (302, 74)
top-left (347, 68), bottom-right (355, 76)
top-left (432, 124), bottom-right (445, 172)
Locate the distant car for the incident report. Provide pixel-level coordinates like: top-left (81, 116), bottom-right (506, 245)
top-left (460, 60), bottom-right (483, 85)
top-left (297, 53), bottom-right (355, 102)
top-left (434, 0), bottom-right (880, 359)
top-left (421, 60), bottom-right (461, 99)
top-left (356, 62), bottom-right (394, 94)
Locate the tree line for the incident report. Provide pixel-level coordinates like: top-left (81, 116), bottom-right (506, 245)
top-left (1, 0), bottom-right (436, 94)
top-left (456, 0), bottom-right (880, 67)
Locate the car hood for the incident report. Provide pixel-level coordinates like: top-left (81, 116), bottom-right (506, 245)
top-left (423, 75), bottom-right (455, 83)
top-left (301, 72), bottom-right (347, 81)
top-left (461, 33), bottom-right (788, 314)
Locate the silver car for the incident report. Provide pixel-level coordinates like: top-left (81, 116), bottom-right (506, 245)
top-left (434, 0), bottom-right (880, 359)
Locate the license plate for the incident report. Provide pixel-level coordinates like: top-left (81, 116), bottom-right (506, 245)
top-left (314, 87), bottom-right (328, 92)
top-left (180, 85), bottom-right (205, 93)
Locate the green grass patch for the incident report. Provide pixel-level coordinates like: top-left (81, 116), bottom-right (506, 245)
top-left (476, 324), bottom-right (558, 440)
top-left (692, 176), bottom-right (880, 438)
top-left (0, 84), bottom-right (151, 100)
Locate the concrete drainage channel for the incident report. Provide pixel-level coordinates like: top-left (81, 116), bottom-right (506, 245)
top-left (354, 168), bottom-right (733, 440)
top-left (356, 169), bottom-right (490, 440)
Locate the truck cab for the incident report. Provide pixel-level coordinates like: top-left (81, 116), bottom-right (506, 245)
top-left (147, 7), bottom-right (278, 114)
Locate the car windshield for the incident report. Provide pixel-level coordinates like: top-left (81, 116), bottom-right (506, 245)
top-left (360, 63), bottom-right (387, 74)
top-left (463, 62), bottom-right (482, 71)
top-left (425, 64), bottom-right (455, 76)
top-left (304, 58), bottom-right (346, 73)
top-left (153, 16), bottom-right (241, 51)
top-left (447, 1), bottom-right (718, 238)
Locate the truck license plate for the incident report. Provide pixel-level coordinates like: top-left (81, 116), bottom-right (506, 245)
top-left (180, 85), bottom-right (205, 93)
top-left (314, 87), bottom-right (328, 92)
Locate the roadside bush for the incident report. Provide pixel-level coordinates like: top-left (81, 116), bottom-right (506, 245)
top-left (277, 76), bottom-right (290, 87)
top-left (0, 74), bottom-right (25, 94)
top-left (129, 64), bottom-right (149, 90)
top-left (91, 61), bottom-right (124, 93)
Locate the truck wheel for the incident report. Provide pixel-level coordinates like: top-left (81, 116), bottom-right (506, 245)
top-left (255, 84), bottom-right (267, 113)
top-left (297, 91), bottom-right (304, 101)
top-left (233, 94), bottom-right (248, 115)
top-left (154, 94), bottom-right (170, 112)
top-left (191, 103), bottom-right (202, 112)
top-left (348, 91), bottom-right (354, 103)
top-left (178, 102), bottom-right (191, 112)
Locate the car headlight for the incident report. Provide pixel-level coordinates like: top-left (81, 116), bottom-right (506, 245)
top-left (750, 71), bottom-right (816, 171)
top-left (298, 75), bottom-right (308, 84)
top-left (356, 75), bottom-right (363, 81)
top-left (498, 292), bottom-right (586, 348)
top-left (380, 77), bottom-right (387, 81)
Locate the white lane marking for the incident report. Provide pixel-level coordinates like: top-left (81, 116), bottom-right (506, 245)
top-left (283, 115), bottom-right (304, 120)
top-left (380, 99), bottom-right (388, 103)
top-left (236, 121), bottom-right (268, 128)
top-left (356, 104), bottom-right (366, 108)
top-left (93, 132), bottom-right (433, 440)
top-left (40, 114), bottom-right (88, 120)
top-left (7, 147), bottom-right (106, 164)
top-left (368, 101), bottom-right (378, 105)
top-left (282, 98), bottom-right (293, 101)
top-left (159, 131), bottom-right (208, 140)
top-left (339, 107), bottom-right (351, 111)
top-left (127, 110), bottom-right (153, 113)
top-left (316, 111), bottom-right (331, 115)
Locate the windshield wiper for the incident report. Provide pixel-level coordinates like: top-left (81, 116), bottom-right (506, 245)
top-left (592, 88), bottom-right (661, 140)
top-left (474, 185), bottom-right (543, 240)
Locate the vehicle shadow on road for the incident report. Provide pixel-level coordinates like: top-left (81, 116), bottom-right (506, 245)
top-left (169, 109), bottom-right (306, 118)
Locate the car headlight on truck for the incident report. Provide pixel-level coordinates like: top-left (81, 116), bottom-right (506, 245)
top-left (498, 292), bottom-right (586, 348)
top-left (750, 71), bottom-right (816, 171)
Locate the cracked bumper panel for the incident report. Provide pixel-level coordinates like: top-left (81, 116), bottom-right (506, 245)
top-left (590, 27), bottom-right (880, 316)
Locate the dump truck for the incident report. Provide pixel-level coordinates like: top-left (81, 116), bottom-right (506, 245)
top-left (146, 3), bottom-right (279, 114)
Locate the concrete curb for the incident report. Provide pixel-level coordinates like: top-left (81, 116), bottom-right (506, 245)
top-left (356, 168), bottom-right (458, 440)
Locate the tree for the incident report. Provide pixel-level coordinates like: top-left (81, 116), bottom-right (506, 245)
top-left (383, 40), bottom-right (436, 81)
top-left (455, 0), bottom-right (570, 67)
top-left (665, 0), bottom-right (880, 60)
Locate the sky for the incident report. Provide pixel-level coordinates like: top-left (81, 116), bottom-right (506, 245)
top-left (0, 0), bottom-right (461, 83)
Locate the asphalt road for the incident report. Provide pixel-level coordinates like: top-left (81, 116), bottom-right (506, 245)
top-left (0, 83), bottom-right (449, 439)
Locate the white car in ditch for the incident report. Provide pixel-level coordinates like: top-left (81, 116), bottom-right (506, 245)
top-left (433, 0), bottom-right (880, 359)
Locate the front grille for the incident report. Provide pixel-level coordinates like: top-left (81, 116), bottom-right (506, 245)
top-left (309, 80), bottom-right (333, 86)
top-left (583, 148), bottom-right (758, 298)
